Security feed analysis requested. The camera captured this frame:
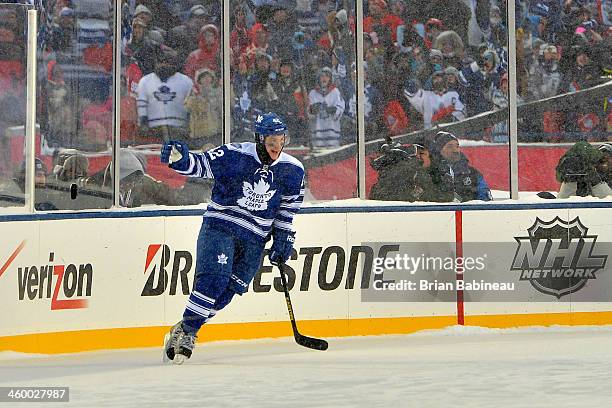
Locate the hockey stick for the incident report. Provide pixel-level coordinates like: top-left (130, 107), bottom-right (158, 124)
top-left (277, 263), bottom-right (328, 351)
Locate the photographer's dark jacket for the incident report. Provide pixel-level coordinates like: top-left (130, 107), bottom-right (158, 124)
top-left (370, 150), bottom-right (454, 202)
top-left (433, 155), bottom-right (492, 202)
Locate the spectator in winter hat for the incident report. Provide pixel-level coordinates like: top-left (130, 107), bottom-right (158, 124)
top-left (482, 49), bottom-right (505, 90)
top-left (165, 5), bottom-right (209, 66)
top-left (59, 7), bottom-right (73, 18)
top-left (430, 131), bottom-right (492, 202)
top-left (267, 4), bottom-right (297, 56)
top-left (184, 24), bottom-right (220, 80)
top-left (271, 58), bottom-right (308, 146)
top-left (134, 5), bottom-right (153, 28)
top-left (444, 65), bottom-right (468, 106)
top-left (184, 68), bottom-right (222, 144)
top-left (422, 0), bottom-right (470, 46)
top-left (244, 23), bottom-right (270, 68)
top-left (424, 18), bottom-right (444, 49)
top-left (430, 132), bottom-right (456, 162)
top-left (308, 66), bottom-right (346, 148)
top-left (429, 49), bottom-right (444, 72)
top-left (230, 4), bottom-right (250, 57)
top-left (364, 0), bottom-right (404, 44)
top-left (244, 51), bottom-right (279, 117)
top-left (136, 49), bottom-right (193, 141)
top-left (47, 7), bottom-right (74, 52)
top-left (528, 43), bottom-right (561, 100)
top-left (433, 30), bottom-right (465, 67)
top-left (190, 5), bottom-right (208, 19)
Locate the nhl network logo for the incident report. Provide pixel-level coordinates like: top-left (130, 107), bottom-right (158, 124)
top-left (511, 217), bottom-right (607, 298)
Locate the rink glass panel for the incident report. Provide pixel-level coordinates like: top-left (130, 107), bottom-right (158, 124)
top-left (33, 0), bottom-right (114, 210)
top-left (0, 4), bottom-right (29, 210)
top-left (119, 0), bottom-right (223, 207)
top-left (364, 0), bottom-right (511, 202)
top-left (229, 0), bottom-right (358, 201)
top-left (516, 2), bottom-right (611, 196)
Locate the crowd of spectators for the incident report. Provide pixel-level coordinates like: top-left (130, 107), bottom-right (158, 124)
top-left (1, 0), bottom-right (611, 207)
top-left (0, 0), bottom-right (611, 168)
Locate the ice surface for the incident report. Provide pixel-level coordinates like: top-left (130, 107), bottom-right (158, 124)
top-left (1, 326), bottom-right (612, 407)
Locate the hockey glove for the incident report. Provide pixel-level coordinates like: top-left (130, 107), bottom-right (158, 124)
top-left (310, 102), bottom-right (322, 115)
top-left (161, 141), bottom-right (190, 171)
top-left (403, 79), bottom-right (419, 97)
top-left (325, 105), bottom-right (337, 115)
top-left (269, 229), bottom-right (296, 265)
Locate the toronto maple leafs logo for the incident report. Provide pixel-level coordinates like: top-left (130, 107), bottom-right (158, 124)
top-left (217, 253), bottom-right (228, 265)
top-left (153, 85), bottom-right (177, 104)
top-left (237, 179), bottom-right (276, 211)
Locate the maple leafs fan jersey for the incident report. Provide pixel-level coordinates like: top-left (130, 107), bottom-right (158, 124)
top-left (175, 142), bottom-right (305, 242)
top-left (136, 72), bottom-right (193, 128)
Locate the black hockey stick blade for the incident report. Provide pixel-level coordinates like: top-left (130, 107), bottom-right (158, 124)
top-left (277, 263), bottom-right (328, 351)
top-left (295, 333), bottom-right (328, 351)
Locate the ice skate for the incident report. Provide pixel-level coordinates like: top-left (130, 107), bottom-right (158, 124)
top-left (163, 321), bottom-right (184, 363)
top-left (173, 330), bottom-right (197, 365)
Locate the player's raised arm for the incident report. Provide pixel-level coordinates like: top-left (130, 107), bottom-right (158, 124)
top-left (161, 141), bottom-right (232, 179)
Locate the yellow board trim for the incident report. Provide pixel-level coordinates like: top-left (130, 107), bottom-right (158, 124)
top-left (1, 311), bottom-right (612, 354)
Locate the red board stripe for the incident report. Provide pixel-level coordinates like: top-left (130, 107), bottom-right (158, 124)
top-left (455, 211), bottom-right (465, 325)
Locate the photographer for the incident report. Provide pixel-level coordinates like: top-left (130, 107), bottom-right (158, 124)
top-left (369, 138), bottom-right (454, 202)
top-left (556, 142), bottom-right (612, 199)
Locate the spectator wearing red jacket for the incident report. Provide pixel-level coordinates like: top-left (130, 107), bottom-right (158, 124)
top-left (184, 24), bottom-right (221, 81)
top-left (364, 0), bottom-right (404, 45)
top-left (230, 4), bottom-right (251, 58)
top-left (243, 23), bottom-right (270, 70)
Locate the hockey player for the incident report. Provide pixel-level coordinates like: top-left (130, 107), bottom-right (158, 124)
top-left (161, 112), bottom-right (305, 363)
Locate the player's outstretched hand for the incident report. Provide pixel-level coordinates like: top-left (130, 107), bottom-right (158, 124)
top-left (161, 141), bottom-right (190, 171)
top-left (269, 230), bottom-right (295, 266)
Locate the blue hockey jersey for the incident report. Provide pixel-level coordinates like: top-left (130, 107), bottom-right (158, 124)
top-left (175, 142), bottom-right (305, 242)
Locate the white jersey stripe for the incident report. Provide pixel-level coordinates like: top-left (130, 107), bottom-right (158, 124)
top-left (192, 290), bottom-right (215, 305)
top-left (208, 201), bottom-right (274, 226)
top-left (204, 212), bottom-right (268, 238)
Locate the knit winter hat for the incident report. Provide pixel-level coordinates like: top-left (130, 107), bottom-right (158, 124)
top-left (433, 131), bottom-right (458, 153)
top-left (134, 5), bottom-right (152, 17)
top-left (335, 9), bottom-right (348, 26)
top-left (370, 0), bottom-right (387, 10)
top-left (429, 49), bottom-right (443, 60)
